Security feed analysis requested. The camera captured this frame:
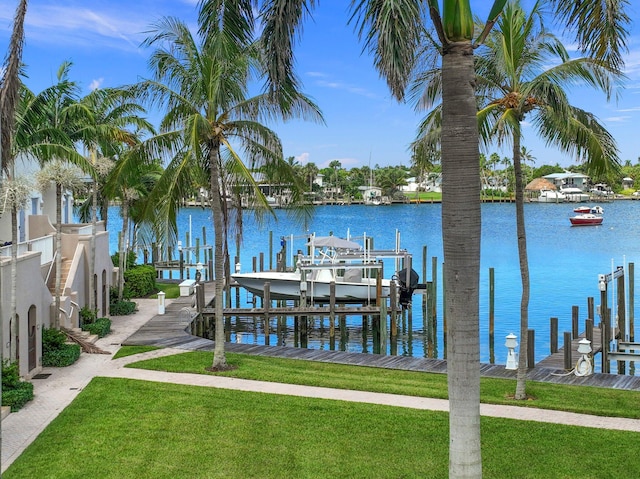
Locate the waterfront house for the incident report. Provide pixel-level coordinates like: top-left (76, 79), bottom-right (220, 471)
top-left (543, 172), bottom-right (590, 190)
top-left (0, 161), bottom-right (113, 379)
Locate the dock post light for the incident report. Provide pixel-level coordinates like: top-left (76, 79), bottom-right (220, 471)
top-left (235, 262), bottom-right (241, 273)
top-left (505, 333), bottom-right (518, 370)
top-left (158, 291), bottom-right (166, 315)
top-left (575, 338), bottom-right (593, 376)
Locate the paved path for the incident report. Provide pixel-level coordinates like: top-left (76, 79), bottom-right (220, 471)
top-left (3, 297), bottom-right (640, 473)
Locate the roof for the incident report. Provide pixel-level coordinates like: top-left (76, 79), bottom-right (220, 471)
top-left (525, 178), bottom-right (557, 191)
top-left (544, 172), bottom-right (589, 180)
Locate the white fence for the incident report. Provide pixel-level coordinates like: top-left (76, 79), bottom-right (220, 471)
top-left (0, 235), bottom-right (55, 265)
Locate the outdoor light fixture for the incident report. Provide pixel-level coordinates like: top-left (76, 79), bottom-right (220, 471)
top-left (157, 291), bottom-right (165, 315)
top-left (575, 338), bottom-right (593, 376)
top-left (177, 240), bottom-right (183, 251)
top-left (235, 263), bottom-right (241, 273)
top-left (505, 333), bottom-right (518, 370)
top-left (598, 280), bottom-right (606, 292)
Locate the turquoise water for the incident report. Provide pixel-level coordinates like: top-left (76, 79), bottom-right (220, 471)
top-left (106, 201), bottom-right (640, 366)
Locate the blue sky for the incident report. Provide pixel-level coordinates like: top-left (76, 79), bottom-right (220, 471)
top-left (1, 0), bottom-right (639, 170)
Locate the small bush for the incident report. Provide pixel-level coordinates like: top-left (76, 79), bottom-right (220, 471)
top-left (42, 327), bottom-right (67, 352)
top-left (42, 328), bottom-right (81, 367)
top-left (3, 382), bottom-right (34, 412)
top-left (2, 361), bottom-right (34, 412)
top-left (124, 265), bottom-right (157, 298)
top-left (111, 250), bottom-right (137, 269)
top-left (79, 306), bottom-right (97, 326)
top-left (109, 300), bottom-right (137, 316)
top-left (43, 344), bottom-right (81, 367)
top-left (81, 317), bottom-right (111, 337)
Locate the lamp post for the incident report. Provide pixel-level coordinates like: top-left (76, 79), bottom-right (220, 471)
top-left (505, 333), bottom-right (518, 370)
top-left (575, 338), bottom-right (593, 376)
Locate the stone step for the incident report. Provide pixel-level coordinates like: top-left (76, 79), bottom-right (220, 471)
top-left (1, 405), bottom-right (11, 421)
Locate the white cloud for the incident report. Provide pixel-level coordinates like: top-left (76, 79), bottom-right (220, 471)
top-left (295, 152), bottom-right (310, 165)
top-left (89, 78), bottom-right (104, 91)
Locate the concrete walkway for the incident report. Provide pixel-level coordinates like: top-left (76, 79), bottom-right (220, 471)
top-left (3, 297), bottom-right (640, 473)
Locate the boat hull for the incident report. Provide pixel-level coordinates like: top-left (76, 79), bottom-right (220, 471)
top-left (569, 215), bottom-right (603, 226)
top-left (231, 271), bottom-right (391, 302)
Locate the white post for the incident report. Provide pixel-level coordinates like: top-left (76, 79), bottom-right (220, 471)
top-left (157, 291), bottom-right (165, 315)
top-left (505, 333), bottom-right (518, 370)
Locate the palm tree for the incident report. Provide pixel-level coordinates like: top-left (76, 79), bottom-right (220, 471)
top-left (0, 1), bottom-right (28, 448)
top-left (20, 62), bottom-right (95, 328)
top-left (476, 0), bottom-right (623, 399)
top-left (137, 10), bottom-right (321, 371)
top-left (224, 0), bottom-right (629, 476)
top-left (74, 87), bottom-right (152, 312)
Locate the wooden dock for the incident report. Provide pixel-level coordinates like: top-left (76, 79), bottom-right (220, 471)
top-left (536, 328), bottom-right (603, 370)
top-left (122, 283), bottom-right (640, 390)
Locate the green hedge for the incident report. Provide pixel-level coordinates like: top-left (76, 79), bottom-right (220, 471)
top-left (81, 317), bottom-right (112, 337)
top-left (109, 300), bottom-right (137, 316)
top-left (2, 360), bottom-right (34, 412)
top-left (42, 328), bottom-right (81, 367)
top-left (123, 265), bottom-right (157, 298)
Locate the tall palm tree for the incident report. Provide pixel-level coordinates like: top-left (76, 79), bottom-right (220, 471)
top-left (74, 87), bottom-right (152, 312)
top-left (0, 1), bottom-right (28, 453)
top-left (21, 62), bottom-right (95, 328)
top-left (476, 0), bottom-right (623, 399)
top-left (136, 9), bottom-right (321, 370)
top-left (214, 0), bottom-right (629, 476)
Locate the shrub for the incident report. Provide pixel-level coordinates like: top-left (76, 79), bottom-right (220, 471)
top-left (123, 265), bottom-right (157, 298)
top-left (2, 361), bottom-right (34, 412)
top-left (79, 306), bottom-right (97, 326)
top-left (111, 250), bottom-right (137, 269)
top-left (42, 328), bottom-right (81, 367)
top-left (109, 300), bottom-right (137, 316)
top-left (81, 317), bottom-right (111, 337)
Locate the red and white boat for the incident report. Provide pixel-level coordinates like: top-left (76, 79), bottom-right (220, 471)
top-left (573, 205), bottom-right (604, 214)
top-left (569, 213), bottom-right (603, 226)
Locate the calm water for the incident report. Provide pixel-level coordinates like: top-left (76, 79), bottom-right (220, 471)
top-left (106, 201), bottom-right (640, 366)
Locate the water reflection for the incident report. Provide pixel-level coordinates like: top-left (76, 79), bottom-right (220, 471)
top-left (191, 304), bottom-right (440, 359)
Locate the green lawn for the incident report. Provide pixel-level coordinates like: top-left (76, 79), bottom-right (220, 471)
top-left (5, 349), bottom-right (640, 478)
top-left (126, 350), bottom-right (640, 418)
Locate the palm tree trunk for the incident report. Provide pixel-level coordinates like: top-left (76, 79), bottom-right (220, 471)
top-left (54, 183), bottom-right (62, 328)
top-left (90, 152), bottom-right (97, 312)
top-left (210, 146), bottom-right (228, 370)
top-left (513, 125), bottom-right (530, 400)
top-left (118, 202), bottom-right (129, 302)
top-left (441, 42), bottom-right (482, 478)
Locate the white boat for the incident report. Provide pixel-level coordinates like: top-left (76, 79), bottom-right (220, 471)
top-left (561, 187), bottom-right (590, 202)
top-left (535, 189), bottom-right (566, 203)
top-left (231, 234), bottom-right (416, 304)
top-left (231, 269), bottom-right (391, 302)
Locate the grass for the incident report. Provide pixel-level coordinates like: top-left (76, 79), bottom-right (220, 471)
top-left (5, 375), bottom-right (640, 478)
top-left (112, 345), bottom-right (159, 359)
top-left (149, 282), bottom-right (180, 299)
top-left (125, 349), bottom-right (640, 419)
top-left (5, 348), bottom-right (640, 478)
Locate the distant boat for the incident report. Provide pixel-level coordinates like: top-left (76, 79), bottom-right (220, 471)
top-left (569, 213), bottom-right (603, 226)
top-left (561, 187), bottom-right (590, 203)
top-left (536, 189), bottom-right (566, 203)
top-left (574, 205), bottom-right (603, 214)
top-left (590, 183), bottom-right (612, 197)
